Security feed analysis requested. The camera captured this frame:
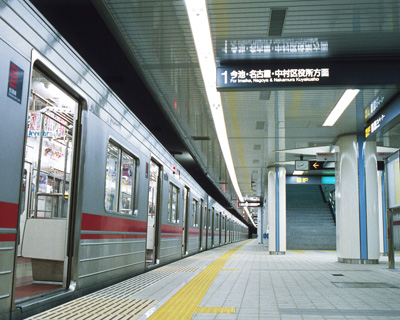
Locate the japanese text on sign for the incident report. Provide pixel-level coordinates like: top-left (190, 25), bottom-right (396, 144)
top-left (222, 38), bottom-right (329, 55)
top-left (365, 96), bottom-right (385, 119)
top-left (7, 61), bottom-right (24, 104)
top-left (221, 68), bottom-right (329, 85)
top-left (297, 177), bottom-right (309, 183)
top-left (365, 113), bottom-right (386, 138)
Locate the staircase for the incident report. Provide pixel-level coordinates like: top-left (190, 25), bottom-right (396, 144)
top-left (286, 184), bottom-right (336, 250)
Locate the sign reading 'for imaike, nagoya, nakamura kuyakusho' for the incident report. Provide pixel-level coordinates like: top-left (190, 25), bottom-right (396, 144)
top-left (216, 59), bottom-right (400, 91)
top-left (217, 65), bottom-right (330, 90)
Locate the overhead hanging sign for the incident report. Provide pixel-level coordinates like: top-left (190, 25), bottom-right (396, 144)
top-left (316, 153), bottom-right (336, 161)
top-left (216, 59), bottom-right (400, 91)
top-left (219, 38), bottom-right (329, 57)
top-left (217, 65), bottom-right (330, 90)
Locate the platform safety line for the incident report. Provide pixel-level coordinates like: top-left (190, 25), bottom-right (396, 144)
top-left (148, 240), bottom-right (250, 319)
top-left (196, 307), bottom-right (235, 314)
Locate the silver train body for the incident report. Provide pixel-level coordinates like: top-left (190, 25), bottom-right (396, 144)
top-left (0, 1), bottom-right (248, 319)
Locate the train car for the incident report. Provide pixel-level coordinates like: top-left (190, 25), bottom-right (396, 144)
top-left (0, 1), bottom-right (248, 319)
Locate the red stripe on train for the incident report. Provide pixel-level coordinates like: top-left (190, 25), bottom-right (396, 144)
top-left (0, 234), bottom-right (16, 241)
top-left (188, 228), bottom-right (200, 235)
top-left (81, 213), bottom-right (147, 233)
top-left (81, 234), bottom-right (146, 239)
top-left (161, 224), bottom-right (183, 234)
top-left (0, 202), bottom-right (18, 229)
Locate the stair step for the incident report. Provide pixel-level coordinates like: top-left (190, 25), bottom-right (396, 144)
top-left (286, 184), bottom-right (336, 250)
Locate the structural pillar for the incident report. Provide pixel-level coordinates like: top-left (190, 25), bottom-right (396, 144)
top-left (267, 167), bottom-right (286, 255)
top-left (336, 134), bottom-right (379, 263)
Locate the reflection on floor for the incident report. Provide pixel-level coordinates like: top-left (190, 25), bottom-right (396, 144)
top-left (15, 257), bottom-right (62, 300)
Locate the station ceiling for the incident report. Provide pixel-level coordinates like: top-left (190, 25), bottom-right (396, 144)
top-left (31, 0), bottom-right (400, 228)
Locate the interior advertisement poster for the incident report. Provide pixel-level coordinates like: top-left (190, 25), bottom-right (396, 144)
top-left (387, 151), bottom-right (400, 209)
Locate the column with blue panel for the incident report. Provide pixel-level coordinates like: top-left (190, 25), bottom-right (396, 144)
top-left (267, 167), bottom-right (286, 255)
top-left (336, 134), bottom-right (379, 263)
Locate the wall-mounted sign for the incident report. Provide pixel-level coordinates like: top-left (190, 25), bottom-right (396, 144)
top-left (386, 152), bottom-right (400, 209)
top-left (7, 61), bottom-right (24, 104)
top-left (365, 94), bottom-right (400, 140)
top-left (365, 96), bottom-right (385, 120)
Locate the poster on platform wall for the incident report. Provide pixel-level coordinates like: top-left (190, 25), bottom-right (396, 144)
top-left (387, 151), bottom-right (400, 209)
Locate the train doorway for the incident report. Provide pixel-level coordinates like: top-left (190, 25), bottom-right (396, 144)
top-left (182, 187), bottom-right (189, 256)
top-left (16, 67), bottom-right (79, 301)
top-left (199, 199), bottom-right (204, 250)
top-left (146, 160), bottom-right (161, 265)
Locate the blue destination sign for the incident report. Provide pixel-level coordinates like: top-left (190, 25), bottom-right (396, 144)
top-left (216, 59), bottom-right (400, 91)
top-left (365, 94), bottom-right (400, 140)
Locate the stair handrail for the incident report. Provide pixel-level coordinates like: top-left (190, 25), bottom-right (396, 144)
top-left (328, 190), bottom-right (336, 223)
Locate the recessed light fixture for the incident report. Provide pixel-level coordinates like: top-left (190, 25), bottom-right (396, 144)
top-left (293, 170), bottom-right (304, 175)
top-left (323, 89), bottom-right (360, 126)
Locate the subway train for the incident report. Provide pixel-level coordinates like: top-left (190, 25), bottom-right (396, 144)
top-left (0, 1), bottom-right (248, 319)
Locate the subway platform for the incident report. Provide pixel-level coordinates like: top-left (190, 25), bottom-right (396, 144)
top-left (28, 240), bottom-right (400, 320)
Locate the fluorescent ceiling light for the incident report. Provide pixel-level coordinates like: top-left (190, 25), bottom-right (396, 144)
top-left (323, 89), bottom-right (360, 126)
top-left (293, 171), bottom-right (304, 175)
top-left (185, 0), bottom-right (256, 228)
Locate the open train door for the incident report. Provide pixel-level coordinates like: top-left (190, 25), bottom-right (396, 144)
top-left (146, 160), bottom-right (161, 265)
top-left (199, 199), bottom-right (204, 250)
top-left (16, 64), bottom-right (81, 301)
top-left (182, 186), bottom-right (190, 256)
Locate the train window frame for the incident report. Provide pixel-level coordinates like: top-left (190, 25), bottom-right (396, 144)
top-left (192, 199), bottom-right (198, 227)
top-left (167, 183), bottom-right (179, 224)
top-left (104, 140), bottom-right (138, 216)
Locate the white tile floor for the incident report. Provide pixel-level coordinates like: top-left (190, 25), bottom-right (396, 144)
top-left (137, 239), bottom-right (400, 319)
top-left (29, 239), bottom-right (400, 320)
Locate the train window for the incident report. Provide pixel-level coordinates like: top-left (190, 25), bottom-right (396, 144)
top-left (216, 213), bottom-right (219, 230)
top-left (105, 141), bottom-right (137, 215)
top-left (167, 183), bottom-right (179, 223)
top-left (192, 199), bottom-right (198, 227)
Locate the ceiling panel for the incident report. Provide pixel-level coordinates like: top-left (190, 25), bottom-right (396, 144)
top-left (94, 0), bottom-right (400, 221)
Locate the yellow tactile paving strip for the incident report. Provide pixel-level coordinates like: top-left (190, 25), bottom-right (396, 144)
top-left (148, 241), bottom-right (250, 319)
top-left (196, 307), bottom-right (236, 314)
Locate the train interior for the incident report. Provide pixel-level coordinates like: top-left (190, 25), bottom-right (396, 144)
top-left (146, 160), bottom-right (160, 265)
top-left (16, 67), bottom-right (78, 301)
